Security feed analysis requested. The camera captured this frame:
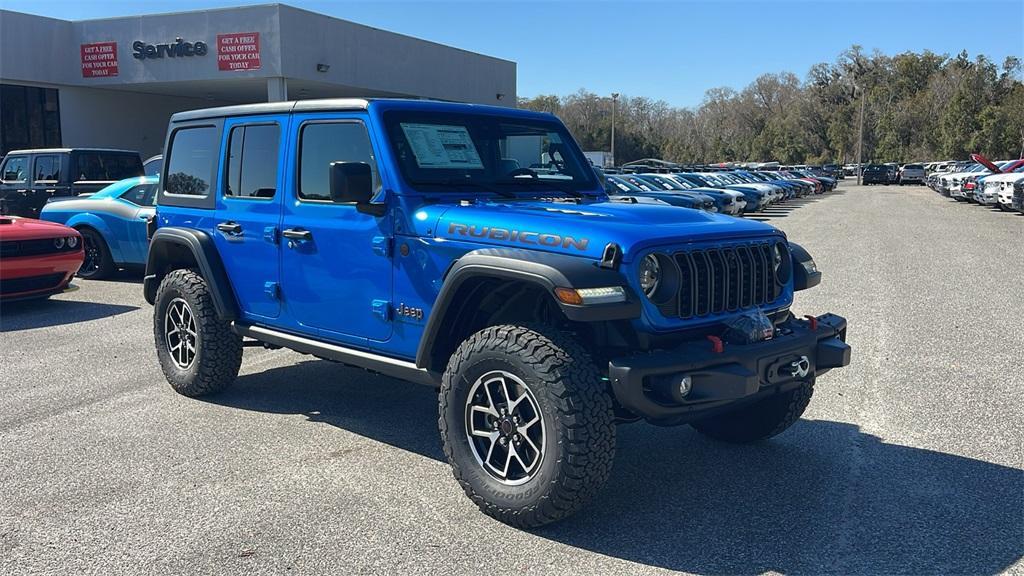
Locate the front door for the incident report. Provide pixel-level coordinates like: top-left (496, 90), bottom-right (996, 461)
top-left (0, 154), bottom-right (31, 216)
top-left (213, 117), bottom-right (285, 320)
top-left (280, 114), bottom-right (393, 346)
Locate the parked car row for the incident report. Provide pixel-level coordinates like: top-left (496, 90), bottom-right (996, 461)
top-left (925, 156), bottom-right (1024, 213)
top-left (602, 168), bottom-right (836, 215)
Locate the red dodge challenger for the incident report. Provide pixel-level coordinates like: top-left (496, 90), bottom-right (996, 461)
top-left (0, 216), bottom-right (84, 301)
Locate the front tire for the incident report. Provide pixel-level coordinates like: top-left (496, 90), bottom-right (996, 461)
top-left (691, 382), bottom-right (813, 443)
top-left (77, 227), bottom-right (114, 279)
top-left (153, 269), bottom-right (242, 397)
top-left (439, 324), bottom-right (615, 528)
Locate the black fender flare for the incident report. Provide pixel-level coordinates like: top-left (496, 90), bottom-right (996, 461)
top-left (143, 227), bottom-right (239, 320)
top-left (414, 248), bottom-right (641, 370)
top-left (789, 242), bottom-right (821, 291)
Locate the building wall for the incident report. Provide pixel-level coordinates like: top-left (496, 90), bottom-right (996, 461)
top-left (58, 86), bottom-right (232, 158)
top-left (277, 5), bottom-right (516, 106)
top-left (0, 11), bottom-right (76, 85)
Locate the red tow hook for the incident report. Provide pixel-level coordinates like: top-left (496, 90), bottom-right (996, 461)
top-left (804, 315), bottom-right (819, 331)
top-left (706, 335), bottom-right (724, 354)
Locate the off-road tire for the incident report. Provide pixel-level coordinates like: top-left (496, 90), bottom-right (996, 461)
top-left (154, 269), bottom-right (242, 397)
top-left (77, 227), bottom-right (114, 280)
top-left (690, 382), bottom-right (813, 443)
top-left (439, 323), bottom-right (615, 529)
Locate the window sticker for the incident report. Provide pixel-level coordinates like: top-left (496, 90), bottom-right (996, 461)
top-left (400, 123), bottom-right (484, 169)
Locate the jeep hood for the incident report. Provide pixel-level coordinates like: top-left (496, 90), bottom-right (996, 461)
top-left (420, 198), bottom-right (782, 262)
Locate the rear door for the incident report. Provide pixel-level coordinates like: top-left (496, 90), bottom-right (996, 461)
top-left (213, 116), bottom-right (286, 320)
top-left (279, 114), bottom-right (393, 346)
top-left (30, 154), bottom-right (63, 207)
top-left (116, 181), bottom-right (158, 264)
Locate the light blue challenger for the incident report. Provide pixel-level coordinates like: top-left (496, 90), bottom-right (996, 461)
top-left (40, 176), bottom-right (158, 279)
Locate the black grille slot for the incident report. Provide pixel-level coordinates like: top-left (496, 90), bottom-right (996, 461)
top-left (0, 238), bottom-right (77, 258)
top-left (668, 241), bottom-right (780, 320)
top-left (0, 273), bottom-right (66, 296)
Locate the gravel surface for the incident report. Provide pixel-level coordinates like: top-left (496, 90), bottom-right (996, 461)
top-left (1, 183), bottom-right (1021, 575)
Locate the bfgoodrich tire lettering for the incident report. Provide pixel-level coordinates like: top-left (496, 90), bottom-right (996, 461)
top-left (153, 269), bottom-right (242, 397)
top-left (690, 381), bottom-right (813, 443)
top-left (439, 324), bottom-right (615, 529)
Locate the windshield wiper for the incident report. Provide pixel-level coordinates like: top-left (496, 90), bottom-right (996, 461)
top-left (493, 178), bottom-right (583, 198)
top-left (411, 179), bottom-right (517, 198)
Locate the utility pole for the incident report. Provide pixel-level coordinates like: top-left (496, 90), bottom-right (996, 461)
top-left (856, 84), bottom-right (866, 185)
top-left (611, 93), bottom-right (619, 167)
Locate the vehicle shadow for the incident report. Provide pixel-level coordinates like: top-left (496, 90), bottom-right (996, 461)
top-left (210, 360), bottom-right (1023, 575)
top-left (0, 298), bottom-right (139, 332)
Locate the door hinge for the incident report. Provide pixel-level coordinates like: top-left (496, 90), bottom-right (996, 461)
top-left (264, 281), bottom-right (280, 300)
top-left (372, 236), bottom-right (391, 257)
top-left (372, 299), bottom-right (391, 321)
top-left (264, 226), bottom-right (279, 244)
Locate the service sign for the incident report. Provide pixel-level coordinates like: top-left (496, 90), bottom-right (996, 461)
top-left (217, 33), bottom-right (261, 71)
top-left (80, 42), bottom-right (119, 78)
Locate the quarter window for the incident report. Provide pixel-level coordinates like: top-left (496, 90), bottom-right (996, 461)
top-left (1, 156), bottom-right (28, 182)
top-left (165, 126), bottom-right (217, 196)
top-left (33, 155), bottom-right (60, 182)
top-left (225, 124), bottom-right (280, 199)
top-left (298, 122), bottom-right (381, 201)
top-left (120, 183), bottom-right (158, 206)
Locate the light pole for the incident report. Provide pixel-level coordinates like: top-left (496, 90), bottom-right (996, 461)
top-left (855, 84), bottom-right (865, 185)
top-left (611, 93), bottom-right (619, 167)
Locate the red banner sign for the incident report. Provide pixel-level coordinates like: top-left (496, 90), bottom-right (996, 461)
top-left (217, 33), bottom-right (261, 71)
top-left (80, 42), bottom-right (119, 78)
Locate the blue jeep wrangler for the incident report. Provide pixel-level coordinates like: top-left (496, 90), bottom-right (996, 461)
top-left (144, 99), bottom-right (850, 528)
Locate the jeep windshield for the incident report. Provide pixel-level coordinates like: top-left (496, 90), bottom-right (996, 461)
top-left (383, 110), bottom-right (599, 197)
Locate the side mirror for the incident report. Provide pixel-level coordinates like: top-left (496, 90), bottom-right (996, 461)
top-left (329, 161), bottom-right (373, 205)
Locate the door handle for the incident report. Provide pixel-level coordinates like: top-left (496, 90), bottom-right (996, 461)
top-left (282, 228), bottom-right (312, 241)
top-left (217, 222), bottom-right (243, 235)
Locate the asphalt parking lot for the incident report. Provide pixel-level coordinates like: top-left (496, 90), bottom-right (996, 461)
top-left (1, 182), bottom-right (1022, 575)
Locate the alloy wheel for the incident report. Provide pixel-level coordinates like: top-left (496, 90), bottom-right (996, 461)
top-left (164, 297), bottom-right (198, 369)
top-left (464, 370), bottom-right (545, 486)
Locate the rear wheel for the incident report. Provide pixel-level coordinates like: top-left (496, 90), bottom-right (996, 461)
top-left (77, 228), bottom-right (114, 280)
top-left (439, 323), bottom-right (616, 528)
top-left (691, 382), bottom-right (813, 443)
top-left (154, 269), bottom-right (242, 397)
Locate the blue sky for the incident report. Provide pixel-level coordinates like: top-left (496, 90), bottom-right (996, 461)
top-left (3, 0), bottom-right (1021, 107)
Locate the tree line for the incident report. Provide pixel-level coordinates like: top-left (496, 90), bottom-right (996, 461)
top-left (518, 46), bottom-right (1024, 165)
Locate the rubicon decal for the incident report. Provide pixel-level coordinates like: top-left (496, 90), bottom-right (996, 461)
top-left (447, 223), bottom-right (589, 251)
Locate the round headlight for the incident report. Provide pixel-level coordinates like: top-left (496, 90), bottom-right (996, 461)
top-left (638, 254), bottom-right (661, 297)
top-left (773, 242), bottom-right (792, 284)
top-left (53, 237), bottom-right (65, 249)
top-left (67, 235), bottom-right (79, 248)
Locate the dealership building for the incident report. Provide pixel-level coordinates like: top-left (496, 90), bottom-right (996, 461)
top-left (0, 4), bottom-right (517, 157)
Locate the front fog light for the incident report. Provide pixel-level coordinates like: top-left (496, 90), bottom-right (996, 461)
top-left (53, 237), bottom-right (65, 249)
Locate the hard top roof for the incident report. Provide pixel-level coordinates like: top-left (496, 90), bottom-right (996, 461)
top-left (170, 98), bottom-right (553, 123)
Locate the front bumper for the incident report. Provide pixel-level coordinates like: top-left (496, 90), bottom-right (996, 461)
top-left (608, 313), bottom-right (850, 421)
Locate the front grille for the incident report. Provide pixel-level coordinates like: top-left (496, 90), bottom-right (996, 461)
top-left (0, 238), bottom-right (79, 258)
top-left (658, 241), bottom-right (782, 320)
top-left (0, 273), bottom-right (66, 296)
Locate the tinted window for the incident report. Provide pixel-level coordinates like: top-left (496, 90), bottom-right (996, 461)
top-left (33, 155), bottom-right (60, 182)
top-left (225, 124), bottom-right (280, 199)
top-left (299, 122), bottom-right (381, 201)
top-left (2, 155), bottom-right (28, 182)
top-left (73, 153), bottom-right (142, 181)
top-left (120, 183), bottom-right (158, 206)
top-left (165, 127), bottom-right (217, 196)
